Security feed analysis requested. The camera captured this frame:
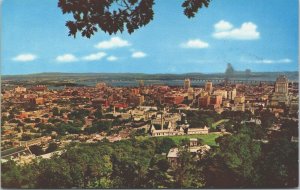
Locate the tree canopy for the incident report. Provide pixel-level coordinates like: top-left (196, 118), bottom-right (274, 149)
top-left (58, 0), bottom-right (211, 38)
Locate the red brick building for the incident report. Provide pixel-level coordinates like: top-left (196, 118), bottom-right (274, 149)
top-left (199, 95), bottom-right (210, 107)
top-left (164, 95), bottom-right (184, 105)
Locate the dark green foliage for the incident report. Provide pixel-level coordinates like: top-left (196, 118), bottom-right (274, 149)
top-left (201, 154), bottom-right (239, 188)
top-left (21, 133), bottom-right (32, 141)
top-left (94, 108), bottom-right (103, 119)
top-left (110, 139), bottom-right (156, 188)
top-left (52, 107), bottom-right (61, 116)
top-left (131, 128), bottom-right (147, 137)
top-left (1, 121), bottom-right (298, 188)
top-left (280, 119), bottom-right (298, 138)
top-left (155, 137), bottom-right (176, 154)
top-left (186, 110), bottom-right (221, 128)
top-left (173, 147), bottom-right (195, 188)
top-left (45, 142), bottom-right (59, 153)
top-left (29, 145), bottom-right (45, 156)
top-left (36, 122), bottom-right (82, 135)
top-left (216, 134), bottom-right (261, 183)
top-left (85, 120), bottom-right (112, 134)
top-left (221, 110), bottom-right (252, 123)
top-left (258, 137), bottom-right (299, 188)
top-left (1, 160), bottom-right (23, 188)
top-left (58, 0), bottom-right (211, 38)
top-left (24, 118), bottom-right (34, 123)
top-left (68, 109), bottom-right (90, 120)
top-left (146, 156), bottom-right (173, 188)
top-left (260, 110), bottom-right (277, 128)
top-left (182, 0), bottom-right (211, 18)
top-left (36, 158), bottom-right (73, 188)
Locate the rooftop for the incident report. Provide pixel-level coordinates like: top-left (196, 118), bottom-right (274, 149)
top-left (167, 148), bottom-right (179, 158)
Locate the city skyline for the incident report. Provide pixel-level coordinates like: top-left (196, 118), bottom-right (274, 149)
top-left (1, 0), bottom-right (299, 75)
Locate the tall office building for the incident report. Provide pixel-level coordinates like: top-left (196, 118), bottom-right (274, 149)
top-left (214, 89), bottom-right (228, 99)
top-left (184, 78), bottom-right (191, 90)
top-left (228, 88), bottom-right (237, 100)
top-left (187, 87), bottom-right (194, 100)
top-left (275, 75), bottom-right (288, 94)
top-left (205, 81), bottom-right (213, 94)
top-left (210, 95), bottom-right (222, 107)
top-left (139, 80), bottom-right (144, 87)
top-left (271, 75), bottom-right (289, 106)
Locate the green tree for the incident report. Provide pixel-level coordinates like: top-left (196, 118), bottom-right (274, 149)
top-left (45, 142), bottom-right (59, 153)
top-left (260, 110), bottom-right (276, 129)
top-left (201, 153), bottom-right (239, 188)
top-left (21, 133), bottom-right (32, 141)
top-left (36, 158), bottom-right (72, 188)
top-left (215, 133), bottom-right (261, 186)
top-left (52, 107), bottom-right (60, 116)
top-left (259, 137), bottom-right (298, 188)
top-left (29, 145), bottom-right (44, 156)
top-left (1, 160), bottom-right (23, 188)
top-left (146, 157), bottom-right (174, 188)
top-left (94, 108), bottom-right (103, 119)
top-left (58, 0), bottom-right (211, 38)
top-left (174, 147), bottom-right (194, 188)
top-left (156, 137), bottom-right (176, 154)
top-left (85, 121), bottom-right (112, 134)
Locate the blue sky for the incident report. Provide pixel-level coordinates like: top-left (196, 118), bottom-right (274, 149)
top-left (1, 0), bottom-right (298, 74)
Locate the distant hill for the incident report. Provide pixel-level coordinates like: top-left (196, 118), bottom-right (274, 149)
top-left (2, 71), bottom-right (299, 82)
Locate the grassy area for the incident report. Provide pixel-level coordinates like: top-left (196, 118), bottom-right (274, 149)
top-left (142, 133), bottom-right (222, 146)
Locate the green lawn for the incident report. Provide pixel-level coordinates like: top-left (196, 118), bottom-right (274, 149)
top-left (153, 133), bottom-right (222, 146)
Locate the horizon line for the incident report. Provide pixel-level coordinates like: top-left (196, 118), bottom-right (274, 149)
top-left (2, 70), bottom-right (299, 77)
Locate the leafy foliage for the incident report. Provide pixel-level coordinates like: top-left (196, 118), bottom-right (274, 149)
top-left (182, 0), bottom-right (211, 18)
top-left (58, 0), bottom-right (211, 38)
top-left (1, 118), bottom-right (298, 188)
top-left (29, 145), bottom-right (45, 156)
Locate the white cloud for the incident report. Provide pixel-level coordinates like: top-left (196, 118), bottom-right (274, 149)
top-left (214, 20), bottom-right (233, 31)
top-left (0, 0), bottom-right (3, 5)
top-left (95, 37), bottom-right (131, 49)
top-left (213, 21), bottom-right (260, 40)
top-left (56, 54), bottom-right (78, 62)
top-left (180, 39), bottom-right (209, 49)
top-left (254, 58), bottom-right (292, 64)
top-left (242, 57), bottom-right (292, 64)
top-left (82, 52), bottom-right (106, 61)
top-left (12, 54), bottom-right (37, 62)
top-left (132, 51), bottom-right (147, 58)
top-left (280, 58), bottom-right (292, 63)
top-left (107, 56), bottom-right (118, 61)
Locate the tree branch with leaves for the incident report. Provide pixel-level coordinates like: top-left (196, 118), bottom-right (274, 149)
top-left (58, 0), bottom-right (211, 38)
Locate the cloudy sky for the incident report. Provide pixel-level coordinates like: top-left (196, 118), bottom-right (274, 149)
top-left (1, 0), bottom-right (298, 74)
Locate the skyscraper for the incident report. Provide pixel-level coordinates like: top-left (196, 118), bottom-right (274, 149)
top-left (274, 75), bottom-right (288, 94)
top-left (228, 88), bottom-right (237, 101)
top-left (139, 80), bottom-right (144, 87)
top-left (271, 75), bottom-right (289, 106)
top-left (187, 87), bottom-right (194, 100)
top-left (184, 78), bottom-right (191, 90)
top-left (205, 81), bottom-right (213, 94)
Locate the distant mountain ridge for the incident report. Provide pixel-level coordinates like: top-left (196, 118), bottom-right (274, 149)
top-left (2, 71), bottom-right (298, 82)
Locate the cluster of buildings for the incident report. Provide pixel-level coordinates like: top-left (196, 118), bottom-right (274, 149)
top-left (195, 76), bottom-right (298, 115)
top-left (1, 74), bottom-right (298, 164)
